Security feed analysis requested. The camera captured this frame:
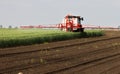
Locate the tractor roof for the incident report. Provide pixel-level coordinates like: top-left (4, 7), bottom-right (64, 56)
top-left (65, 15), bottom-right (80, 18)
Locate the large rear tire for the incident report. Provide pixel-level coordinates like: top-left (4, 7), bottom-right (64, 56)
top-left (73, 28), bottom-right (84, 32)
top-left (80, 28), bottom-right (84, 32)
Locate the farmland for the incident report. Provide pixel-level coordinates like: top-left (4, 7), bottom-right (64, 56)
top-left (0, 30), bottom-right (120, 74)
top-left (0, 29), bottom-right (103, 48)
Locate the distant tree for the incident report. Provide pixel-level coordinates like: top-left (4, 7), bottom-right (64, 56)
top-left (8, 25), bottom-right (12, 28)
top-left (0, 25), bottom-right (2, 28)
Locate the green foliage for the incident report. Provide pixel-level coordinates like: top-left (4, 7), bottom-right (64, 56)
top-left (0, 29), bottom-right (104, 48)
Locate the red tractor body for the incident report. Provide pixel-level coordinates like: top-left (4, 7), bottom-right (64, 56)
top-left (59, 14), bottom-right (84, 32)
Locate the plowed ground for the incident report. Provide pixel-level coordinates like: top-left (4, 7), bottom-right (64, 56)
top-left (0, 30), bottom-right (120, 74)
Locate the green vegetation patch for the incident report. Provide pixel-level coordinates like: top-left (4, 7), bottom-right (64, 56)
top-left (0, 29), bottom-right (104, 48)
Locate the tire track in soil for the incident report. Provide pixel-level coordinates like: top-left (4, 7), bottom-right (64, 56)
top-left (55, 53), bottom-right (120, 74)
top-left (0, 37), bottom-right (120, 72)
top-left (46, 46), bottom-right (120, 74)
top-left (100, 65), bottom-right (120, 74)
top-left (69, 55), bottom-right (120, 74)
top-left (75, 54), bottom-right (120, 74)
top-left (2, 45), bottom-right (120, 74)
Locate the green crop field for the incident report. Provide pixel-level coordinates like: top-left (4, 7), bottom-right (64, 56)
top-left (0, 29), bottom-right (104, 48)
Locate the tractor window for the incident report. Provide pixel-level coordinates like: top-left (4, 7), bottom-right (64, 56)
top-left (78, 18), bottom-right (81, 24)
top-left (68, 18), bottom-right (72, 21)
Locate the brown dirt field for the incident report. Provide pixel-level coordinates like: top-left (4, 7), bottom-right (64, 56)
top-left (0, 30), bottom-right (120, 74)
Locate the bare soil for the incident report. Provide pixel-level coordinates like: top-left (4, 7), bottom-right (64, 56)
top-left (0, 30), bottom-right (120, 74)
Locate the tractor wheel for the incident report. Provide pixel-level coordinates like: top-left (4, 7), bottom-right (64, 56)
top-left (80, 28), bottom-right (84, 32)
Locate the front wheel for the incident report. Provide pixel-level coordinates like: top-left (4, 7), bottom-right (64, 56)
top-left (80, 28), bottom-right (84, 32)
top-left (76, 28), bottom-right (84, 32)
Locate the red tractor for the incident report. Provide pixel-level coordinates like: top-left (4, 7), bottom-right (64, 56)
top-left (59, 14), bottom-right (84, 32)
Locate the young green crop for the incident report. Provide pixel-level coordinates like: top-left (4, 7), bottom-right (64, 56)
top-left (0, 29), bottom-right (104, 48)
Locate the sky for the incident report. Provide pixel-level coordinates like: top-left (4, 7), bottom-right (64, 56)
top-left (0, 0), bottom-right (120, 28)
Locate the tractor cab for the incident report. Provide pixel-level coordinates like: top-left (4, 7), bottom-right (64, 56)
top-left (60, 14), bottom-right (84, 32)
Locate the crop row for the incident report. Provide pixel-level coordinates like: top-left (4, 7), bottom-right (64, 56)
top-left (0, 29), bottom-right (104, 48)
